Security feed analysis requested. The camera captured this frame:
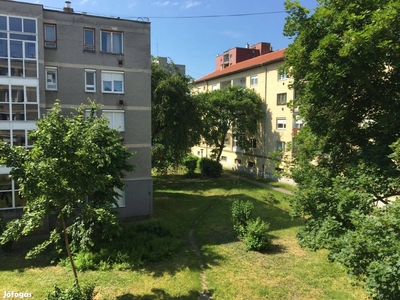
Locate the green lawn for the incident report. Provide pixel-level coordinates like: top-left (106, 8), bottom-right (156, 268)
top-left (0, 175), bottom-right (367, 299)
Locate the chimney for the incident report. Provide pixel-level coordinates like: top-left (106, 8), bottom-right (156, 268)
top-left (245, 43), bottom-right (249, 49)
top-left (63, 1), bottom-right (74, 13)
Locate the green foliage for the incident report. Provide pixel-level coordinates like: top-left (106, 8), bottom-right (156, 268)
top-left (151, 57), bottom-right (201, 172)
top-left (0, 100), bottom-right (134, 283)
top-left (0, 215), bottom-right (12, 253)
top-left (329, 202), bottom-right (400, 300)
top-left (284, 0), bottom-right (400, 298)
top-left (230, 199), bottom-right (254, 238)
top-left (45, 282), bottom-right (96, 300)
top-left (244, 217), bottom-right (272, 251)
top-left (196, 85), bottom-right (263, 161)
top-left (60, 221), bottom-right (181, 271)
top-left (183, 153), bottom-right (198, 177)
top-left (200, 157), bottom-right (222, 178)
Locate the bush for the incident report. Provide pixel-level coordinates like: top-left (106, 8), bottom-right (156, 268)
top-left (231, 200), bottom-right (254, 238)
top-left (244, 217), bottom-right (272, 251)
top-left (200, 158), bottom-right (222, 178)
top-left (46, 282), bottom-right (96, 300)
top-left (0, 215), bottom-right (12, 253)
top-left (183, 154), bottom-right (198, 177)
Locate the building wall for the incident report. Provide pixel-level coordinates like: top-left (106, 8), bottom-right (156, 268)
top-left (0, 1), bottom-right (152, 219)
top-left (194, 59), bottom-right (294, 179)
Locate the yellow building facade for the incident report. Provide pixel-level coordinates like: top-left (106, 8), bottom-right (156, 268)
top-left (193, 45), bottom-right (298, 180)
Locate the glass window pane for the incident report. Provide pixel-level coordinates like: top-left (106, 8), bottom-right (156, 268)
top-left (0, 191), bottom-right (13, 208)
top-left (0, 39), bottom-right (7, 57)
top-left (9, 17), bottom-right (22, 32)
top-left (11, 59), bottom-right (23, 76)
top-left (0, 174), bottom-right (11, 190)
top-left (25, 61), bottom-right (37, 78)
top-left (14, 191), bottom-right (26, 207)
top-left (45, 25), bottom-right (55, 41)
top-left (0, 106), bottom-right (9, 120)
top-left (26, 87), bottom-right (37, 102)
top-left (103, 81), bottom-right (112, 91)
top-left (25, 104), bottom-right (38, 120)
top-left (113, 33), bottom-right (122, 53)
top-left (114, 81), bottom-right (122, 92)
top-left (25, 42), bottom-right (36, 59)
top-left (0, 85), bottom-right (8, 102)
top-left (11, 86), bottom-right (24, 102)
top-left (10, 40), bottom-right (23, 58)
top-left (0, 16), bottom-right (6, 31)
top-left (84, 29), bottom-right (94, 45)
top-left (101, 32), bottom-right (111, 52)
top-left (86, 72), bottom-right (94, 85)
top-left (13, 130), bottom-right (25, 146)
top-left (0, 130), bottom-right (10, 143)
top-left (12, 104), bottom-right (24, 120)
top-left (23, 19), bottom-right (36, 33)
top-left (10, 34), bottom-right (36, 41)
top-left (0, 58), bottom-right (7, 76)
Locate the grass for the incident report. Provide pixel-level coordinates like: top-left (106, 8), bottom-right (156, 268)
top-left (0, 174), bottom-right (367, 299)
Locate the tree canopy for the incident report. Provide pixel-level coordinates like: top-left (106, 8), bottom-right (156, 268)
top-left (284, 0), bottom-right (400, 298)
top-left (151, 57), bottom-right (201, 172)
top-left (196, 85), bottom-right (263, 161)
top-left (0, 101), bottom-right (133, 284)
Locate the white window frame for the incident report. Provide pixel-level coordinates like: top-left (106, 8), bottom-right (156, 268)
top-left (277, 93), bottom-right (287, 105)
top-left (44, 24), bottom-right (56, 48)
top-left (45, 66), bottom-right (57, 90)
top-left (278, 72), bottom-right (288, 81)
top-left (277, 118), bottom-right (286, 130)
top-left (250, 75), bottom-right (258, 86)
top-left (100, 30), bottom-right (123, 54)
top-left (85, 69), bottom-right (96, 92)
top-left (212, 84), bottom-right (218, 91)
top-left (101, 71), bottom-right (124, 94)
top-left (103, 109), bottom-right (125, 132)
top-left (83, 28), bottom-right (95, 51)
top-left (276, 141), bottom-right (286, 151)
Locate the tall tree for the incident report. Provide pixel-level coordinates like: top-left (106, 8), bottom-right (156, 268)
top-left (151, 57), bottom-right (201, 172)
top-left (197, 85), bottom-right (263, 161)
top-left (0, 101), bottom-right (133, 285)
top-left (284, 0), bottom-right (400, 298)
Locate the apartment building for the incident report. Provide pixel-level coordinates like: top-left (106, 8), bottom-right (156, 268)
top-left (0, 1), bottom-right (152, 219)
top-left (194, 42), bottom-right (299, 178)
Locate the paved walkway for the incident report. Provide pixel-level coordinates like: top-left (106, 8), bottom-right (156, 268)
top-left (223, 172), bottom-right (294, 195)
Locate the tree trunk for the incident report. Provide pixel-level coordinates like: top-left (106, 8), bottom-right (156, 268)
top-left (61, 212), bottom-right (79, 286)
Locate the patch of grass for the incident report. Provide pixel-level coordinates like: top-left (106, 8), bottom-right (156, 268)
top-left (0, 175), bottom-right (366, 299)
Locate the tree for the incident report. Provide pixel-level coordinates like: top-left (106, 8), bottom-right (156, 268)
top-left (0, 101), bottom-right (133, 285)
top-left (197, 85), bottom-right (263, 161)
top-left (151, 57), bottom-right (201, 172)
top-left (284, 0), bottom-right (400, 298)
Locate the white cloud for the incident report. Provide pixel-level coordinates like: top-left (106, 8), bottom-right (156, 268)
top-left (153, 1), bottom-right (171, 6)
top-left (183, 1), bottom-right (201, 9)
top-left (79, 0), bottom-right (89, 4)
top-left (129, 2), bottom-right (138, 8)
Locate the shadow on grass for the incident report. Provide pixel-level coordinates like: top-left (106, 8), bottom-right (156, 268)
top-left (117, 288), bottom-right (209, 299)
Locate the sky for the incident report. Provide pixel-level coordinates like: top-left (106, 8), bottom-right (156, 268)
top-left (16, 0), bottom-right (318, 79)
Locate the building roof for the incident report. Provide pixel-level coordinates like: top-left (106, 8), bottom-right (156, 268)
top-left (196, 48), bottom-right (286, 83)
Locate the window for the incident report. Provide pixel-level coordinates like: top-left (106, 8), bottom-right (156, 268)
top-left (249, 138), bottom-right (257, 149)
top-left (277, 118), bottom-right (286, 130)
top-left (0, 86), bottom-right (38, 120)
top-left (84, 28), bottom-right (95, 51)
top-left (250, 75), bottom-right (258, 86)
top-left (279, 71), bottom-right (288, 81)
top-left (101, 31), bottom-right (123, 54)
top-left (277, 93), bottom-right (287, 105)
top-left (103, 110), bottom-right (125, 132)
top-left (44, 24), bottom-right (56, 48)
top-left (220, 156), bottom-right (227, 162)
top-left (101, 71), bottom-right (124, 93)
top-left (45, 66), bottom-right (57, 90)
top-left (85, 69), bottom-right (96, 92)
top-left (212, 84), bottom-right (217, 91)
top-left (277, 141), bottom-right (286, 151)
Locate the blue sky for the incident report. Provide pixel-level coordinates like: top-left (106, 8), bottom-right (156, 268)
top-left (17, 0), bottom-right (317, 79)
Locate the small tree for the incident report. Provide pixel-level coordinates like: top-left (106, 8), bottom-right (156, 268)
top-left (197, 86), bottom-right (263, 162)
top-left (0, 100), bottom-right (134, 286)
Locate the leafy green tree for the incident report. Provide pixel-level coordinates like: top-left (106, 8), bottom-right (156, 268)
top-left (0, 101), bottom-right (133, 285)
top-left (284, 0), bottom-right (400, 297)
top-left (151, 57), bottom-right (201, 172)
top-left (197, 85), bottom-right (263, 161)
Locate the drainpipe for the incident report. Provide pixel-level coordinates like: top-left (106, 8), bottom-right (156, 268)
top-left (261, 63), bottom-right (268, 178)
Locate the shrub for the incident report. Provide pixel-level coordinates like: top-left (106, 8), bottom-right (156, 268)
top-left (244, 217), bottom-right (272, 251)
top-left (183, 153), bottom-right (198, 177)
top-left (200, 158), bottom-right (222, 178)
top-left (0, 215), bottom-right (12, 253)
top-left (46, 282), bottom-right (96, 300)
top-left (231, 200), bottom-right (254, 238)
